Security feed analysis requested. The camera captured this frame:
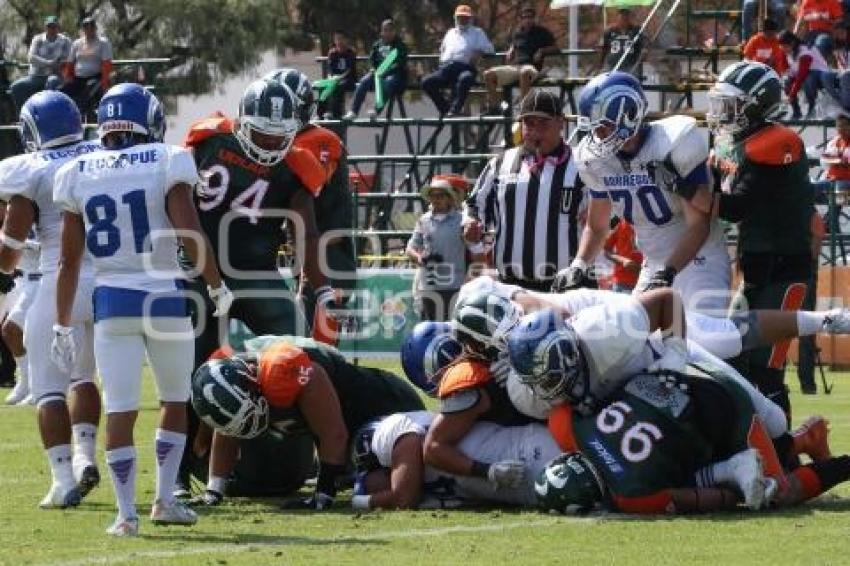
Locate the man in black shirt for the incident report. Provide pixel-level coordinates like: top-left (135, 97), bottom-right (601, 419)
top-left (596, 9), bottom-right (643, 76)
top-left (344, 19), bottom-right (409, 119)
top-left (483, 6), bottom-right (558, 113)
top-left (319, 30), bottom-right (357, 119)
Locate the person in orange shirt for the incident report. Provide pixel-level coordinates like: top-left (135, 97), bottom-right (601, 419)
top-left (743, 19), bottom-right (789, 75)
top-left (603, 217), bottom-right (643, 293)
top-left (822, 112), bottom-right (850, 186)
top-left (795, 0), bottom-right (843, 45)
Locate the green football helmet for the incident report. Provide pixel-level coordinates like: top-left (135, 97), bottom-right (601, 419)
top-left (452, 291), bottom-right (523, 360)
top-left (535, 453), bottom-right (605, 514)
top-left (707, 60), bottom-right (784, 135)
top-left (191, 358), bottom-right (269, 439)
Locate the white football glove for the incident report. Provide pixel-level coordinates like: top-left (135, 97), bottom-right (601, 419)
top-left (315, 285), bottom-right (340, 320)
top-left (647, 335), bottom-right (688, 374)
top-left (487, 460), bottom-right (526, 490)
top-left (50, 324), bottom-right (76, 373)
top-left (208, 283), bottom-right (234, 317)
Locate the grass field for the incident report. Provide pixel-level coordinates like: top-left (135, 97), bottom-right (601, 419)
top-left (3, 365), bottom-right (850, 565)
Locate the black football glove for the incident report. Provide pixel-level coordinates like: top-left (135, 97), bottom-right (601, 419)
top-left (280, 492), bottom-right (334, 511)
top-left (0, 270), bottom-right (16, 295)
top-left (644, 266), bottom-right (677, 291)
top-left (551, 264), bottom-right (597, 293)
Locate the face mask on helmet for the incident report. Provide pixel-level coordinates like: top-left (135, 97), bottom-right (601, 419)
top-left (453, 294), bottom-right (523, 360)
top-left (235, 80), bottom-right (300, 167)
top-left (352, 421), bottom-right (381, 473)
top-left (535, 452), bottom-right (605, 514)
top-left (517, 329), bottom-right (587, 403)
top-left (191, 358), bottom-right (270, 439)
top-left (706, 84), bottom-right (751, 135)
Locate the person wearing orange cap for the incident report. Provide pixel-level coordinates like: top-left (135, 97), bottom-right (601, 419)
top-left (188, 335), bottom-right (424, 509)
top-left (407, 174), bottom-right (484, 321)
top-left (422, 4), bottom-right (494, 116)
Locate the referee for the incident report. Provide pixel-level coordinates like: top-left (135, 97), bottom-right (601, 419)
top-left (463, 89), bottom-right (584, 291)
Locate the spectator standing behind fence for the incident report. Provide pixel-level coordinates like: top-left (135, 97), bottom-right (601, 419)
top-left (482, 6), bottom-right (558, 114)
top-left (603, 217), bottom-right (643, 293)
top-left (61, 17), bottom-right (112, 118)
top-left (742, 1), bottom-right (789, 42)
top-left (9, 16), bottom-right (70, 115)
top-left (795, 0), bottom-right (843, 45)
top-left (743, 19), bottom-right (789, 74)
top-left (344, 19), bottom-right (408, 120)
top-left (319, 30), bottom-right (357, 119)
top-left (779, 30), bottom-right (829, 117)
top-left (463, 90), bottom-right (585, 292)
top-left (407, 175), bottom-right (482, 321)
top-left (422, 4), bottom-right (494, 117)
top-left (595, 9), bottom-right (643, 76)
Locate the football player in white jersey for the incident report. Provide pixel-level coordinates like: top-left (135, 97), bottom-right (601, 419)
top-left (52, 84), bottom-right (233, 537)
top-left (555, 71), bottom-right (730, 316)
top-left (2, 233), bottom-right (40, 405)
top-left (350, 411), bottom-right (561, 510)
top-left (0, 91), bottom-right (102, 509)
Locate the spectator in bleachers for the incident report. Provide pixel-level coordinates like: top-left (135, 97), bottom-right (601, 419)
top-left (319, 30), bottom-right (357, 119)
top-left (743, 1), bottom-right (789, 42)
top-left (407, 175), bottom-right (478, 322)
top-left (743, 19), bottom-right (789, 74)
top-left (9, 16), bottom-right (70, 115)
top-left (779, 30), bottom-right (829, 117)
top-left (482, 6), bottom-right (558, 114)
top-left (422, 4), bottom-right (494, 117)
top-left (794, 0), bottom-right (842, 45)
top-left (822, 112), bottom-right (850, 186)
top-left (61, 17), bottom-right (112, 119)
top-left (344, 19), bottom-right (408, 120)
top-left (595, 8), bottom-right (643, 76)
top-left (603, 217), bottom-right (642, 294)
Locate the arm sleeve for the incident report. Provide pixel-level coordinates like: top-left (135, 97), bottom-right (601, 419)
top-left (28, 37), bottom-right (52, 66)
top-left (478, 29), bottom-right (495, 54)
top-left (742, 38), bottom-right (757, 60)
top-left (0, 156), bottom-right (38, 202)
top-left (668, 125), bottom-right (710, 200)
top-left (789, 55), bottom-right (812, 98)
top-left (408, 218), bottom-right (424, 250)
top-left (717, 161), bottom-right (783, 222)
top-left (53, 162), bottom-right (81, 213)
top-left (464, 156), bottom-right (499, 227)
top-left (165, 146), bottom-right (201, 191)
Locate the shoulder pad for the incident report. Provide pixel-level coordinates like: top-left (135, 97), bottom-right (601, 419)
top-left (294, 125), bottom-right (344, 161)
top-left (744, 124), bottom-right (804, 165)
top-left (183, 113), bottom-right (233, 148)
top-left (283, 146), bottom-right (325, 197)
top-left (437, 359), bottom-right (491, 398)
top-left (257, 341), bottom-right (314, 407)
top-left (547, 403), bottom-right (578, 452)
top-left (652, 115), bottom-right (698, 142)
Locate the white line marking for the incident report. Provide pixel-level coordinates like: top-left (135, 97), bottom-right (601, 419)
top-left (42, 516), bottom-right (590, 566)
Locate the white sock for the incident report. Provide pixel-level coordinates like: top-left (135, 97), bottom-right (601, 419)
top-left (72, 423), bottom-right (98, 476)
top-left (14, 355), bottom-right (27, 385)
top-left (46, 444), bottom-right (76, 491)
top-left (695, 458), bottom-right (733, 488)
top-left (106, 446), bottom-right (137, 520)
top-left (207, 475), bottom-right (227, 495)
top-left (154, 429), bottom-right (186, 505)
top-left (797, 311), bottom-right (827, 336)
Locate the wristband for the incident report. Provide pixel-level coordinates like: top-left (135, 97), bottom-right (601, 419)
top-left (471, 460), bottom-right (490, 479)
top-left (351, 495), bottom-right (372, 510)
top-left (0, 233), bottom-right (26, 250)
top-left (570, 258), bottom-right (588, 271)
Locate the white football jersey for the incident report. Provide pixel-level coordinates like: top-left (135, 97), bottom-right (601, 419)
top-left (53, 143), bottom-right (199, 292)
top-left (370, 411), bottom-right (559, 507)
top-left (575, 116), bottom-right (726, 265)
top-left (0, 141), bottom-right (100, 274)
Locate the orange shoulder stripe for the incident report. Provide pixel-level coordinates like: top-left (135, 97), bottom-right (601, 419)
top-left (284, 146), bottom-right (325, 197)
top-left (183, 113), bottom-right (233, 148)
top-left (437, 360), bottom-right (491, 398)
top-left (744, 124), bottom-right (804, 165)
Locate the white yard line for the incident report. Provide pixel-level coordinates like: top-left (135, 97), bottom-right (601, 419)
top-left (44, 516), bottom-right (590, 566)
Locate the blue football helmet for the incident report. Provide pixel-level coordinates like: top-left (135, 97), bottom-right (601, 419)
top-left (507, 309), bottom-right (589, 405)
top-left (19, 91), bottom-right (83, 152)
top-left (577, 71), bottom-right (647, 157)
top-left (401, 321), bottom-right (462, 396)
top-left (97, 83), bottom-right (165, 149)
top-left (351, 419), bottom-right (382, 473)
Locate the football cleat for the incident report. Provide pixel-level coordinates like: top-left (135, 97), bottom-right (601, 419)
top-left (150, 499), bottom-right (198, 525)
top-left (5, 378), bottom-right (29, 405)
top-left (188, 489), bottom-right (224, 507)
top-left (728, 448), bottom-right (766, 510)
top-left (106, 516), bottom-right (139, 537)
top-left (792, 416), bottom-right (832, 462)
top-left (76, 465), bottom-right (100, 499)
top-left (173, 479), bottom-right (191, 500)
top-left (822, 309), bottom-right (850, 334)
top-left (38, 483), bottom-right (81, 509)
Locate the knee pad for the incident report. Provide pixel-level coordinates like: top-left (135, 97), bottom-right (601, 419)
top-left (36, 392), bottom-right (66, 409)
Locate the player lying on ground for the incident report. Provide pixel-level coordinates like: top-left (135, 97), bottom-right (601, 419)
top-left (0, 91), bottom-right (102, 510)
top-left (351, 410), bottom-right (559, 510)
top-left (538, 363), bottom-right (846, 514)
top-left (190, 334), bottom-right (424, 509)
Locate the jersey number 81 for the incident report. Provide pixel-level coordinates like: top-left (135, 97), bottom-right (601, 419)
top-left (85, 190), bottom-right (151, 257)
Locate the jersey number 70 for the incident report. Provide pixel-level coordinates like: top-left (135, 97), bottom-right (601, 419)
top-left (85, 190), bottom-right (151, 257)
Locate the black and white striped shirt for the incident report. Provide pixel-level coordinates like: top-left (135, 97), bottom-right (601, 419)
top-left (465, 142), bottom-right (585, 286)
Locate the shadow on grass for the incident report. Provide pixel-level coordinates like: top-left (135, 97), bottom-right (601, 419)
top-left (139, 530), bottom-right (387, 547)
